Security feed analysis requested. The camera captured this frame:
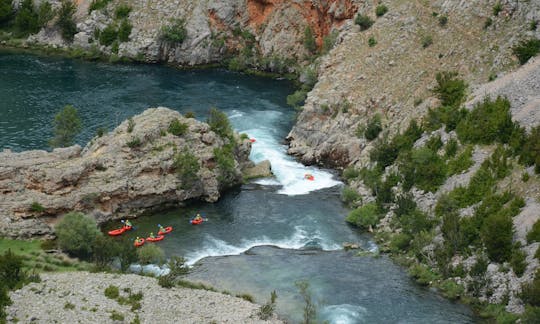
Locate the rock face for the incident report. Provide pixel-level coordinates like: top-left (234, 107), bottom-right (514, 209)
top-left (7, 272), bottom-right (283, 323)
top-left (30, 0), bottom-right (358, 67)
top-left (0, 107), bottom-right (251, 238)
top-left (287, 0), bottom-right (540, 167)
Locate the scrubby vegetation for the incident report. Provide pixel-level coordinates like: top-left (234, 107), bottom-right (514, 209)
top-left (56, 0), bottom-right (77, 42)
top-left (173, 151), bottom-right (200, 188)
top-left (160, 19), bottom-right (187, 44)
top-left (168, 118), bottom-right (188, 136)
top-left (355, 14), bottom-right (374, 30)
top-left (49, 104), bottom-right (82, 148)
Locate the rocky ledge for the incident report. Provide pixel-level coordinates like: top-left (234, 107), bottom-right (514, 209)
top-left (0, 107), bottom-right (252, 238)
top-left (6, 272), bottom-right (282, 323)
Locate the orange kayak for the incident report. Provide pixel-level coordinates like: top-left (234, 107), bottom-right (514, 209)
top-left (158, 226), bottom-right (173, 235)
top-left (146, 235), bottom-right (165, 242)
top-left (134, 238), bottom-right (145, 247)
top-left (108, 226), bottom-right (132, 236)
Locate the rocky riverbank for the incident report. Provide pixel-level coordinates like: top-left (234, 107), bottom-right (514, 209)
top-left (6, 272), bottom-right (283, 323)
top-left (0, 107), bottom-right (253, 239)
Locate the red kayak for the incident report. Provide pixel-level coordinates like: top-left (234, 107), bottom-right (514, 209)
top-left (134, 238), bottom-right (145, 247)
top-left (146, 235), bottom-right (165, 242)
top-left (108, 226), bottom-right (132, 236)
top-left (190, 218), bottom-right (204, 225)
top-left (158, 226), bottom-right (173, 235)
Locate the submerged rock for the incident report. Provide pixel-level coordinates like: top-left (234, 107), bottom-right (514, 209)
top-left (0, 107), bottom-right (251, 238)
top-left (243, 159), bottom-right (273, 180)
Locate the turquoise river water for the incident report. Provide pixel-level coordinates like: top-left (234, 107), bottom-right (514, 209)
top-left (0, 50), bottom-right (475, 323)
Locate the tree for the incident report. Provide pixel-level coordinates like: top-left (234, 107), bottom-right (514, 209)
top-left (37, 1), bottom-right (54, 28)
top-left (55, 212), bottom-right (101, 258)
top-left (14, 0), bottom-right (39, 35)
top-left (207, 107), bottom-right (233, 140)
top-left (303, 26), bottom-right (316, 54)
top-left (0, 0), bottom-right (13, 25)
top-left (481, 212), bottom-right (513, 263)
top-left (56, 0), bottom-right (77, 42)
top-left (49, 105), bottom-right (82, 148)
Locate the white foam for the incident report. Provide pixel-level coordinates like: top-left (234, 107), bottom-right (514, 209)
top-left (184, 225), bottom-right (341, 265)
top-left (320, 304), bottom-right (367, 324)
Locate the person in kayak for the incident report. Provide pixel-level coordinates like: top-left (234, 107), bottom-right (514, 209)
top-left (135, 236), bottom-right (142, 243)
top-left (158, 224), bottom-right (166, 233)
top-left (194, 214), bottom-right (203, 222)
top-left (149, 232), bottom-right (155, 239)
top-left (125, 219), bottom-right (132, 227)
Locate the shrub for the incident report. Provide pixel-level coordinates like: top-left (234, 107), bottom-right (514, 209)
top-left (421, 35), bottom-right (433, 48)
top-left (30, 201), bottom-right (45, 213)
top-left (173, 151), bottom-right (200, 187)
top-left (117, 240), bottom-right (137, 272)
top-left (258, 290), bottom-right (277, 320)
top-left (161, 19), bottom-right (187, 44)
top-left (168, 118), bottom-right (188, 136)
top-left (99, 24), bottom-right (118, 46)
top-left (96, 127), bottom-right (107, 137)
top-left (513, 38), bottom-right (540, 65)
top-left (375, 4), bottom-right (388, 17)
top-left (456, 96), bottom-right (514, 144)
top-left (14, 0), bottom-right (39, 36)
top-left (481, 212), bottom-right (513, 263)
top-left (394, 194), bottom-right (417, 218)
top-left (400, 209), bottom-right (433, 235)
top-left (355, 14), bottom-right (373, 30)
top-left (295, 281), bottom-right (317, 324)
top-left (444, 138), bottom-right (459, 158)
top-left (440, 280), bottom-right (464, 300)
top-left (530, 20), bottom-right (538, 31)
top-left (522, 171), bottom-right (530, 182)
top-left (345, 203), bottom-right (380, 229)
top-left (207, 107), bottom-right (233, 140)
top-left (447, 145), bottom-right (474, 176)
top-left (527, 220), bottom-right (540, 244)
top-left (400, 148), bottom-right (447, 192)
top-left (425, 135), bottom-right (443, 152)
top-left (408, 263), bottom-right (439, 286)
top-left (214, 145), bottom-right (236, 181)
top-left (114, 4), bottom-right (131, 19)
top-left (184, 111), bottom-right (195, 118)
top-left (110, 310), bottom-right (124, 321)
top-left (433, 71), bottom-right (467, 107)
top-left (484, 17), bottom-right (493, 29)
top-left (127, 117), bottom-right (135, 132)
top-left (55, 212), bottom-right (101, 258)
top-left (158, 274), bottom-right (175, 288)
top-left (368, 37), bottom-right (377, 47)
top-left (56, 0), bottom-right (77, 42)
top-left (364, 114), bottom-right (382, 140)
top-left (88, 0), bottom-right (111, 12)
top-left (342, 166), bottom-right (360, 180)
top-left (49, 105), bottom-right (82, 148)
top-left (166, 256), bottom-right (189, 277)
top-left (303, 26), bottom-right (316, 54)
top-left (321, 30), bottom-right (338, 55)
top-left (390, 233), bottom-right (411, 252)
top-left (126, 136), bottom-right (141, 148)
top-left (286, 90), bottom-right (308, 109)
top-left (522, 306), bottom-right (540, 323)
top-left (521, 270), bottom-right (540, 307)
top-left (92, 236), bottom-right (121, 269)
top-left (0, 250), bottom-right (25, 290)
top-left (520, 126), bottom-right (540, 171)
top-left (104, 285), bottom-right (119, 299)
top-left (137, 244), bottom-right (165, 265)
top-left (438, 15), bottom-right (448, 27)
top-left (511, 247), bottom-right (527, 277)
top-left (341, 186), bottom-right (360, 205)
top-left (117, 19), bottom-right (132, 42)
top-left (493, 2), bottom-right (502, 16)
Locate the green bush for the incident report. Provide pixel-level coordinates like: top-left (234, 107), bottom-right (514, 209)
top-left (438, 15), bottom-right (448, 27)
top-left (521, 270), bottom-right (540, 307)
top-left (166, 256), bottom-right (189, 277)
top-left (214, 145), bottom-right (236, 181)
top-left (55, 212), bottom-right (101, 258)
top-left (481, 212), bottom-right (513, 263)
top-left (408, 263), bottom-right (440, 286)
top-left (126, 136), bottom-right (141, 148)
top-left (56, 0), bottom-right (77, 42)
top-left (522, 306), bottom-right (540, 323)
top-left (368, 36), bottom-right (377, 47)
top-left (92, 236), bottom-right (121, 269)
top-left (439, 280), bottom-right (464, 300)
top-left (30, 201), bottom-right (45, 212)
top-left (158, 274), bottom-right (175, 288)
top-left (99, 24), bottom-right (118, 46)
top-left (425, 135), bottom-right (443, 152)
top-left (511, 247), bottom-right (527, 277)
top-left (207, 107), bottom-right (233, 140)
top-left (424, 105), bottom-right (468, 132)
top-left (160, 19), bottom-right (187, 44)
top-left (321, 30), bottom-right (338, 55)
top-left (49, 105), bottom-right (82, 148)
top-left (104, 285), bottom-right (119, 299)
top-left (421, 35), bottom-right (433, 48)
top-left (364, 114), bottom-right (382, 140)
top-left (303, 26), bottom-right (316, 54)
top-left (168, 118), bottom-right (188, 136)
top-left (444, 138), bottom-right (459, 158)
top-left (0, 286), bottom-right (11, 322)
top-left (519, 126), bottom-right (540, 172)
top-left (341, 186), bottom-right (360, 205)
top-left (527, 220), bottom-right (540, 244)
top-left (447, 145), bottom-right (473, 176)
top-left (137, 244), bottom-right (165, 265)
top-left (14, 0), bottom-right (39, 36)
top-left (286, 89), bottom-right (308, 110)
top-left (400, 148), bottom-right (447, 192)
top-left (493, 3), bottom-right (502, 16)
top-left (89, 0), bottom-right (111, 12)
top-left (0, 0), bottom-right (13, 25)
top-left (355, 14), bottom-right (373, 30)
top-left (456, 96), bottom-right (515, 144)
top-left (342, 166), bottom-right (360, 180)
top-left (370, 120), bottom-right (423, 168)
top-left (345, 203), bottom-right (380, 229)
top-left (389, 233), bottom-right (411, 252)
top-left (433, 71), bottom-right (467, 107)
top-left (400, 209), bottom-right (433, 235)
top-left (375, 4), bottom-right (388, 17)
top-left (0, 249), bottom-right (25, 290)
top-left (36, 2), bottom-right (53, 28)
top-left (114, 4), bottom-right (131, 19)
top-left (258, 290), bottom-right (277, 320)
top-left (117, 19), bottom-right (132, 42)
top-left (173, 151), bottom-right (200, 187)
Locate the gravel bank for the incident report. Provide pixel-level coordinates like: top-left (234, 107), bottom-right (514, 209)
top-left (6, 272), bottom-right (283, 324)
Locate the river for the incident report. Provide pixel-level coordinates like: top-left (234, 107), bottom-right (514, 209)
top-left (0, 50), bottom-right (474, 323)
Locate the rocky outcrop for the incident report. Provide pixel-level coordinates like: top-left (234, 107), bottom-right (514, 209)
top-left (287, 0), bottom-right (540, 167)
top-left (243, 160), bottom-right (273, 179)
top-left (0, 107), bottom-right (251, 238)
top-left (28, 0), bottom-right (358, 68)
top-left (7, 272), bottom-right (283, 323)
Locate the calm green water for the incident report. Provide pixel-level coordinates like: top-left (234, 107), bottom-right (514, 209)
top-left (0, 50), bottom-right (474, 323)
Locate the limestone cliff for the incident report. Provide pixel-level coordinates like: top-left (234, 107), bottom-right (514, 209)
top-left (29, 0), bottom-right (358, 68)
top-left (0, 107), bottom-right (251, 238)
